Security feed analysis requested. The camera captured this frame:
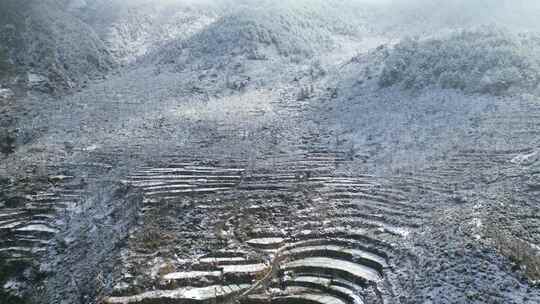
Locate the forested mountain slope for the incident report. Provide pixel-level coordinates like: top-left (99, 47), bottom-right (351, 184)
top-left (0, 0), bottom-right (114, 93)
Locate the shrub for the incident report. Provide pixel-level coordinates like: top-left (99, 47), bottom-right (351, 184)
top-left (136, 223), bottom-right (175, 253)
top-left (378, 29), bottom-right (540, 96)
top-left (485, 200), bottom-right (540, 284)
top-left (0, 129), bottom-right (16, 155)
top-left (0, 48), bottom-right (14, 79)
top-left (0, 256), bottom-right (32, 304)
top-left (489, 229), bottom-right (540, 283)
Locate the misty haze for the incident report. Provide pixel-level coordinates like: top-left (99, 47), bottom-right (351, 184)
top-left (1, 1), bottom-right (540, 303)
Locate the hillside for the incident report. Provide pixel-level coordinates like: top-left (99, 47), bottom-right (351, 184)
top-left (378, 30), bottom-right (540, 95)
top-left (0, 0), bottom-right (115, 93)
top-left (70, 0), bottom-right (218, 64)
top-left (1, 1), bottom-right (540, 304)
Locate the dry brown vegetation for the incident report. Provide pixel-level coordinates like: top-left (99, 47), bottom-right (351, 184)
top-left (135, 214), bottom-right (176, 253)
top-left (483, 199), bottom-right (540, 285)
top-left (490, 229), bottom-right (540, 284)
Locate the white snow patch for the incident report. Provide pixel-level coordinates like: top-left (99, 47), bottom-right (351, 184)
top-left (84, 144), bottom-right (99, 152)
top-left (246, 237), bottom-right (285, 246)
top-left (0, 88), bottom-right (14, 99)
top-left (146, 187), bottom-right (232, 196)
top-left (163, 271), bottom-right (221, 280)
top-left (0, 221), bottom-right (23, 229)
top-left (48, 175), bottom-right (73, 181)
top-left (221, 263), bottom-right (267, 274)
top-left (0, 212), bottom-right (24, 219)
top-left (284, 257), bottom-right (382, 282)
top-left (199, 257), bottom-right (247, 264)
top-left (105, 284), bottom-right (250, 303)
top-left (0, 246), bottom-right (46, 253)
top-left (284, 245), bottom-right (387, 267)
top-left (16, 224), bottom-right (59, 234)
top-left (385, 226), bottom-right (410, 237)
top-left (113, 282), bottom-right (130, 293)
top-left (28, 73), bottom-right (48, 84)
top-left (511, 150), bottom-right (539, 165)
top-left (171, 90), bottom-right (277, 126)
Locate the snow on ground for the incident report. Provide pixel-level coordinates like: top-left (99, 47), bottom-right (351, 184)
top-left (2, 2), bottom-right (540, 304)
top-left (105, 284), bottom-right (250, 304)
top-left (284, 257), bottom-right (382, 282)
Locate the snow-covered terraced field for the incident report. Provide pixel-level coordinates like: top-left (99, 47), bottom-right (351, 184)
top-left (0, 163), bottom-right (109, 268)
top-left (103, 144), bottom-right (420, 304)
